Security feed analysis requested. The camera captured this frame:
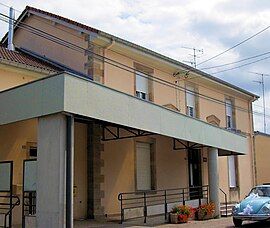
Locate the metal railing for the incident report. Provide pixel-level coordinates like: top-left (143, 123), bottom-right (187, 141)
top-left (22, 190), bottom-right (36, 228)
top-left (118, 185), bottom-right (209, 224)
top-left (0, 195), bottom-right (20, 228)
top-left (219, 188), bottom-right (228, 217)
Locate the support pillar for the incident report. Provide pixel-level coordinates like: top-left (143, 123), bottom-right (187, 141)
top-left (37, 114), bottom-right (74, 228)
top-left (87, 123), bottom-right (105, 221)
top-left (208, 147), bottom-right (220, 218)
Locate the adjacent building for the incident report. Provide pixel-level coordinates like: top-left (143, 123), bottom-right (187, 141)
top-left (254, 131), bottom-right (270, 185)
top-left (0, 6), bottom-right (258, 227)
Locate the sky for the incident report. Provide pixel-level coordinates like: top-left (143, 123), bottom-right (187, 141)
top-left (0, 0), bottom-right (270, 132)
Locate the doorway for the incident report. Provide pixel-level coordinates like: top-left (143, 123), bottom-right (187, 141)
top-left (188, 149), bottom-right (202, 199)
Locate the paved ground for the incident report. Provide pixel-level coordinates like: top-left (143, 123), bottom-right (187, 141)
top-left (74, 217), bottom-right (270, 227)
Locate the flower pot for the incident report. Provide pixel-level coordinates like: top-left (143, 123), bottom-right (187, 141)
top-left (170, 213), bottom-right (179, 224)
top-left (196, 212), bottom-right (214, 220)
top-left (178, 214), bottom-right (188, 223)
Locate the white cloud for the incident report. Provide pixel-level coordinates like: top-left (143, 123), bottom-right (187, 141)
top-left (0, 0), bottom-right (270, 132)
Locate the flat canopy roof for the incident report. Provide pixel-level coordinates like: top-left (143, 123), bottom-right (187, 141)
top-left (0, 72), bottom-right (248, 155)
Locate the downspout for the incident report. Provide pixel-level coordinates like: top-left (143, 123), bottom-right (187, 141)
top-left (104, 39), bottom-right (115, 50)
top-left (8, 7), bottom-right (15, 51)
top-left (250, 97), bottom-right (258, 186)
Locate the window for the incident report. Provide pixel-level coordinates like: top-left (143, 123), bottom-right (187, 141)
top-left (29, 147), bottom-right (37, 158)
top-left (136, 142), bottom-right (155, 191)
top-left (228, 155), bottom-right (238, 188)
top-left (225, 99), bottom-right (234, 129)
top-left (186, 86), bottom-right (196, 117)
top-left (136, 71), bottom-right (149, 100)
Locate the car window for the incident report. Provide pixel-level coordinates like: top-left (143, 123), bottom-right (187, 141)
top-left (249, 187), bottom-right (270, 197)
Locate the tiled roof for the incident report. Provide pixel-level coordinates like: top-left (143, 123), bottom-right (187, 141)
top-left (0, 46), bottom-right (60, 72)
top-left (26, 6), bottom-right (99, 34)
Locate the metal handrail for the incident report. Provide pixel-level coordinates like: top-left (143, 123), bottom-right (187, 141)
top-left (118, 185), bottom-right (209, 224)
top-left (219, 188), bottom-right (228, 217)
top-left (0, 195), bottom-right (20, 228)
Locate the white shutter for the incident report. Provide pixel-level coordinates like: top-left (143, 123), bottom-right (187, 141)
top-left (186, 86), bottom-right (196, 117)
top-left (228, 155), bottom-right (237, 188)
top-left (136, 142), bottom-right (151, 191)
top-left (136, 72), bottom-right (148, 94)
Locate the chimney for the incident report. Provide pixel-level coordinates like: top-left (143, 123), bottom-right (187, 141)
top-left (8, 7), bottom-right (15, 51)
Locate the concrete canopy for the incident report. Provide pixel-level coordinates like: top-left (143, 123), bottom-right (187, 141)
top-left (0, 72), bottom-right (248, 155)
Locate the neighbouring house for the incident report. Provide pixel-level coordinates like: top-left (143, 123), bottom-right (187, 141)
top-left (0, 6), bottom-right (258, 227)
top-left (254, 131), bottom-right (270, 185)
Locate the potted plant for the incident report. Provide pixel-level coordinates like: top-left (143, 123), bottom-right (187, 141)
top-left (169, 205), bottom-right (194, 224)
top-left (196, 202), bottom-right (215, 220)
top-left (178, 205), bottom-right (194, 223)
top-left (170, 205), bottom-right (180, 224)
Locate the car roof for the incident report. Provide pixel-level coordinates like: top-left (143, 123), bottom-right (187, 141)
top-left (255, 185), bottom-right (270, 188)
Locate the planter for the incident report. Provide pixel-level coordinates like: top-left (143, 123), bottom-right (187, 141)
top-left (178, 214), bottom-right (188, 223)
top-left (196, 212), bottom-right (214, 220)
top-left (170, 213), bottom-right (179, 224)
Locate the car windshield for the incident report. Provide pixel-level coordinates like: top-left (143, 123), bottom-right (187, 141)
top-left (249, 187), bottom-right (270, 197)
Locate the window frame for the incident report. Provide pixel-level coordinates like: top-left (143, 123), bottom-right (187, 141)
top-left (134, 62), bottom-right (154, 102)
top-left (185, 83), bottom-right (199, 118)
top-left (225, 97), bottom-right (236, 129)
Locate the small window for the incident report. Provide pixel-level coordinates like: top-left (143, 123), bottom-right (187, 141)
top-left (136, 71), bottom-right (149, 100)
top-left (186, 86), bottom-right (196, 117)
top-left (225, 99), bottom-right (234, 129)
top-left (29, 147), bottom-right (37, 158)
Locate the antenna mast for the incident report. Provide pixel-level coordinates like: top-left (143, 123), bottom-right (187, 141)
top-left (182, 46), bottom-right (203, 68)
top-left (250, 71), bottom-right (270, 133)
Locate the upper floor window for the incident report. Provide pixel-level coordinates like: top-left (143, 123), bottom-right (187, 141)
top-left (225, 99), bottom-right (234, 129)
top-left (134, 62), bottom-right (154, 101)
top-left (186, 86), bottom-right (196, 117)
top-left (136, 71), bottom-right (149, 100)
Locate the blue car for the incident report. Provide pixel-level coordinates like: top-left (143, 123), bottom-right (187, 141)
top-left (232, 185), bottom-right (270, 227)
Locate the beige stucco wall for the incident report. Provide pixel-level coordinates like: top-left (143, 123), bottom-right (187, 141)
top-left (74, 122), bottom-right (88, 219)
top-left (0, 119), bottom-right (37, 225)
top-left (102, 135), bottom-right (207, 216)
top-left (0, 64), bottom-right (42, 91)
top-left (14, 15), bottom-right (88, 75)
top-left (254, 133), bottom-right (270, 185)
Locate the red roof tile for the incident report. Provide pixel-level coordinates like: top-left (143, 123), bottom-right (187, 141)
top-left (26, 6), bottom-right (99, 34)
top-left (0, 46), bottom-right (59, 72)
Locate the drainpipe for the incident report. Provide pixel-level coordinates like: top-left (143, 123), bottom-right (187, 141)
top-left (8, 7), bottom-right (15, 51)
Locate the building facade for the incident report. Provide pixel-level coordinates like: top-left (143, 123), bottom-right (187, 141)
top-left (254, 131), bottom-right (270, 185)
top-left (0, 6), bottom-right (258, 227)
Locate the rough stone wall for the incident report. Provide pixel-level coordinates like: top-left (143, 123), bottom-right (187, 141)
top-left (87, 123), bottom-right (105, 220)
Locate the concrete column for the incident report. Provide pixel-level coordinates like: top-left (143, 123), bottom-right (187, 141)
top-left (37, 114), bottom-right (74, 228)
top-left (208, 147), bottom-right (220, 218)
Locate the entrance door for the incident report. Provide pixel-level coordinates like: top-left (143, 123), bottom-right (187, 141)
top-left (188, 149), bottom-right (202, 199)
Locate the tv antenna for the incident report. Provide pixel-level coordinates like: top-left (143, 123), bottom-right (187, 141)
top-left (182, 46), bottom-right (203, 68)
top-left (250, 71), bottom-right (270, 133)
